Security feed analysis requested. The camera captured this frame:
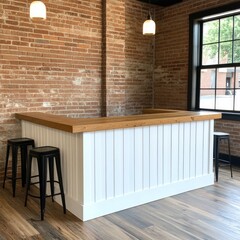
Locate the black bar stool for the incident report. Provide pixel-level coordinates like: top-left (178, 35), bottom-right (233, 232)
top-left (3, 138), bottom-right (35, 197)
top-left (25, 146), bottom-right (66, 220)
top-left (213, 132), bottom-right (233, 182)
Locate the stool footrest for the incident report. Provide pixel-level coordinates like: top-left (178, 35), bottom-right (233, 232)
top-left (30, 180), bottom-right (61, 186)
top-left (218, 159), bottom-right (231, 164)
top-left (5, 176), bottom-right (22, 180)
top-left (28, 192), bottom-right (62, 199)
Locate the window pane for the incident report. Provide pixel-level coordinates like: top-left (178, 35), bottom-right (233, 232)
top-left (233, 40), bottom-right (240, 62)
top-left (200, 90), bottom-right (215, 109)
top-left (203, 20), bottom-right (219, 44)
top-left (220, 17), bottom-right (233, 41)
top-left (234, 15), bottom-right (240, 40)
top-left (216, 89), bottom-right (234, 110)
top-left (220, 42), bottom-right (232, 63)
top-left (200, 69), bottom-right (215, 88)
top-left (234, 68), bottom-right (240, 111)
top-left (216, 67), bottom-right (234, 89)
top-left (202, 43), bottom-right (218, 65)
top-left (234, 88), bottom-right (240, 110)
top-left (235, 67), bottom-right (240, 88)
top-left (199, 15), bottom-right (240, 113)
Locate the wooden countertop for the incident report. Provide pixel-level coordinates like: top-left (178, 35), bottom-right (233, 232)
top-left (15, 110), bottom-right (222, 133)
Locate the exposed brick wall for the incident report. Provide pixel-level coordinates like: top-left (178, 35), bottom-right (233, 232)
top-left (154, 0), bottom-right (240, 158)
top-left (154, 3), bottom-right (189, 110)
top-left (0, 0), bottom-right (153, 177)
top-left (104, 0), bottom-right (126, 116)
top-left (1, 1), bottom-right (103, 118)
top-left (125, 1), bottom-right (154, 115)
top-left (103, 0), bottom-right (154, 116)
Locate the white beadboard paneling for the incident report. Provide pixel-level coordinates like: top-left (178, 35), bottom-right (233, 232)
top-left (196, 121), bottom-right (204, 177)
top-left (21, 119), bottom-right (215, 222)
top-left (114, 129), bottom-right (124, 197)
top-left (209, 120), bottom-right (214, 174)
top-left (83, 132), bottom-right (95, 204)
top-left (123, 128), bottom-right (135, 194)
top-left (94, 131), bottom-right (106, 202)
top-left (105, 130), bottom-right (114, 199)
top-left (134, 127), bottom-right (143, 192)
top-left (82, 174), bottom-right (213, 221)
top-left (178, 123), bottom-right (184, 181)
top-left (190, 122), bottom-right (197, 178)
top-left (143, 127), bottom-right (150, 189)
top-left (171, 124), bottom-right (179, 182)
top-left (149, 126), bottom-right (158, 188)
top-left (163, 124), bottom-right (171, 184)
top-left (22, 121), bottom-right (83, 204)
top-left (157, 125), bottom-right (164, 185)
top-left (76, 134), bottom-right (83, 201)
top-left (203, 120), bottom-right (210, 175)
top-left (183, 123), bottom-right (190, 179)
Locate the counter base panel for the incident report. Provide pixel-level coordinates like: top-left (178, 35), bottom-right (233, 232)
top-left (62, 174), bottom-right (213, 221)
top-left (22, 120), bottom-right (214, 221)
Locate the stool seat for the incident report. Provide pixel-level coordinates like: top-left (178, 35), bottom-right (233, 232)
top-left (213, 132), bottom-right (229, 136)
top-left (3, 137), bottom-right (35, 197)
top-left (25, 146), bottom-right (66, 220)
top-left (29, 146), bottom-right (60, 155)
top-left (213, 132), bottom-right (233, 182)
top-left (7, 138), bottom-right (35, 145)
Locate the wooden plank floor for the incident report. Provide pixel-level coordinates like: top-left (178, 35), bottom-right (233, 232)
top-left (0, 167), bottom-right (240, 240)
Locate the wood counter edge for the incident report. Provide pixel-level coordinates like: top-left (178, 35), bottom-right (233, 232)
top-left (15, 112), bottom-right (74, 133)
top-left (15, 111), bottom-right (222, 133)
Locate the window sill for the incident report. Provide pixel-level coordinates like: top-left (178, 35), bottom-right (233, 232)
top-left (221, 112), bottom-right (240, 121)
top-left (195, 109), bottom-right (240, 121)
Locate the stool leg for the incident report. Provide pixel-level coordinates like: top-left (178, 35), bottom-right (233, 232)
top-left (25, 155), bottom-right (33, 207)
top-left (3, 144), bottom-right (10, 188)
top-left (20, 146), bottom-right (27, 187)
top-left (214, 136), bottom-right (219, 182)
top-left (38, 156), bottom-right (47, 221)
top-left (49, 157), bottom-right (54, 202)
top-left (12, 145), bottom-right (18, 197)
top-left (55, 153), bottom-right (66, 214)
top-left (227, 138), bottom-right (233, 178)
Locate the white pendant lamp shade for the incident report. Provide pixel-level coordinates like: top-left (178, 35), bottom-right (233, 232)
top-left (143, 13), bottom-right (156, 35)
top-left (30, 1), bottom-right (46, 20)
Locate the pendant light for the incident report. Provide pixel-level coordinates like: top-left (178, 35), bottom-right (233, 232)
top-left (143, 11), bottom-right (156, 35)
top-left (30, 1), bottom-right (47, 20)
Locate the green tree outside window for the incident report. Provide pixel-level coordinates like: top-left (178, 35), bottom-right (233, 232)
top-left (202, 15), bottom-right (240, 65)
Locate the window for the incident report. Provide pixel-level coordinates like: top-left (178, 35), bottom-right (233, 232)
top-left (189, 2), bottom-right (240, 119)
top-left (200, 15), bottom-right (240, 111)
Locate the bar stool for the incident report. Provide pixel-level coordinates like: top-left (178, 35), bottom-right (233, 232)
top-left (25, 146), bottom-right (66, 220)
top-left (3, 138), bottom-right (35, 197)
top-left (213, 132), bottom-right (233, 182)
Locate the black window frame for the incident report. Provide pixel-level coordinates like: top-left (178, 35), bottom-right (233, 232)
top-left (188, 1), bottom-right (240, 121)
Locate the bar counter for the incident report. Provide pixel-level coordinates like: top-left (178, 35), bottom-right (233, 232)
top-left (15, 110), bottom-right (221, 133)
top-left (16, 110), bottom-right (221, 221)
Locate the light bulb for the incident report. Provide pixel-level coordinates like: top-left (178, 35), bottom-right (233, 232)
top-left (30, 1), bottom-right (46, 20)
